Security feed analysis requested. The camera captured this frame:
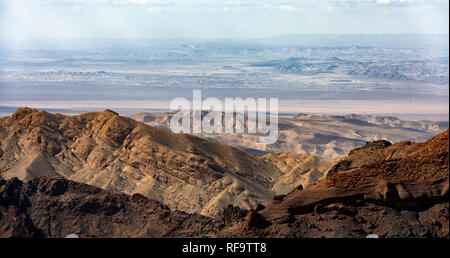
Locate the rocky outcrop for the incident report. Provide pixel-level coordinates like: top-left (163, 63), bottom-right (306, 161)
top-left (221, 205), bottom-right (248, 225)
top-left (216, 130), bottom-right (449, 238)
top-left (260, 152), bottom-right (335, 194)
top-left (326, 139), bottom-right (415, 176)
top-left (0, 176), bottom-right (218, 238)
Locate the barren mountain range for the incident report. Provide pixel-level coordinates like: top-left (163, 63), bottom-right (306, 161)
top-left (132, 111), bottom-right (448, 159)
top-left (0, 108), bottom-right (448, 238)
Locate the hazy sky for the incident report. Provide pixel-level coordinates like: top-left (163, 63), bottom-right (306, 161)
top-left (0, 0), bottom-right (449, 40)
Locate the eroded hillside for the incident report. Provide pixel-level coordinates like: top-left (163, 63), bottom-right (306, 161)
top-left (0, 108), bottom-right (332, 217)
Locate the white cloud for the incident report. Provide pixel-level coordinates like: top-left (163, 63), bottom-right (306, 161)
top-left (1, 0), bottom-right (447, 41)
top-left (376, 0), bottom-right (408, 5)
top-left (129, 0), bottom-right (151, 4)
top-left (278, 5), bottom-right (304, 12)
top-left (2, 0), bottom-right (448, 9)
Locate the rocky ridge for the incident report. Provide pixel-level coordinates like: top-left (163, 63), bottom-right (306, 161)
top-left (216, 130), bottom-right (449, 237)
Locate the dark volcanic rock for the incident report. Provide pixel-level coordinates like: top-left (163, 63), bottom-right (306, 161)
top-left (273, 195), bottom-right (286, 201)
top-left (0, 177), bottom-right (218, 238)
top-left (221, 205), bottom-right (248, 225)
top-left (246, 211), bottom-right (271, 229)
top-left (365, 140), bottom-right (392, 148)
top-left (254, 204), bottom-right (265, 211)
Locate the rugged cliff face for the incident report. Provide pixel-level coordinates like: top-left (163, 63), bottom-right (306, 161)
top-left (216, 130), bottom-right (449, 238)
top-left (0, 176), bottom-right (218, 238)
top-left (1, 108), bottom-right (330, 218)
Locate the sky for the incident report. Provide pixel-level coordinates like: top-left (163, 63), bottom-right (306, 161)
top-left (0, 0), bottom-right (449, 41)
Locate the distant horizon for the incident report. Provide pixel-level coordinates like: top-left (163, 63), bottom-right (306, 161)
top-left (1, 33), bottom-right (448, 51)
top-left (2, 33), bottom-right (449, 41)
top-left (1, 0), bottom-right (448, 43)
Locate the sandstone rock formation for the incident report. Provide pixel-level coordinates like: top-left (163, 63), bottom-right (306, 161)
top-left (0, 108), bottom-right (285, 217)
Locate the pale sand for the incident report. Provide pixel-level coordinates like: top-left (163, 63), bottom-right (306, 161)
top-left (0, 99), bottom-right (448, 120)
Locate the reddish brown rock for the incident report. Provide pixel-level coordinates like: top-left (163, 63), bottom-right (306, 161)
top-left (216, 130), bottom-right (449, 238)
